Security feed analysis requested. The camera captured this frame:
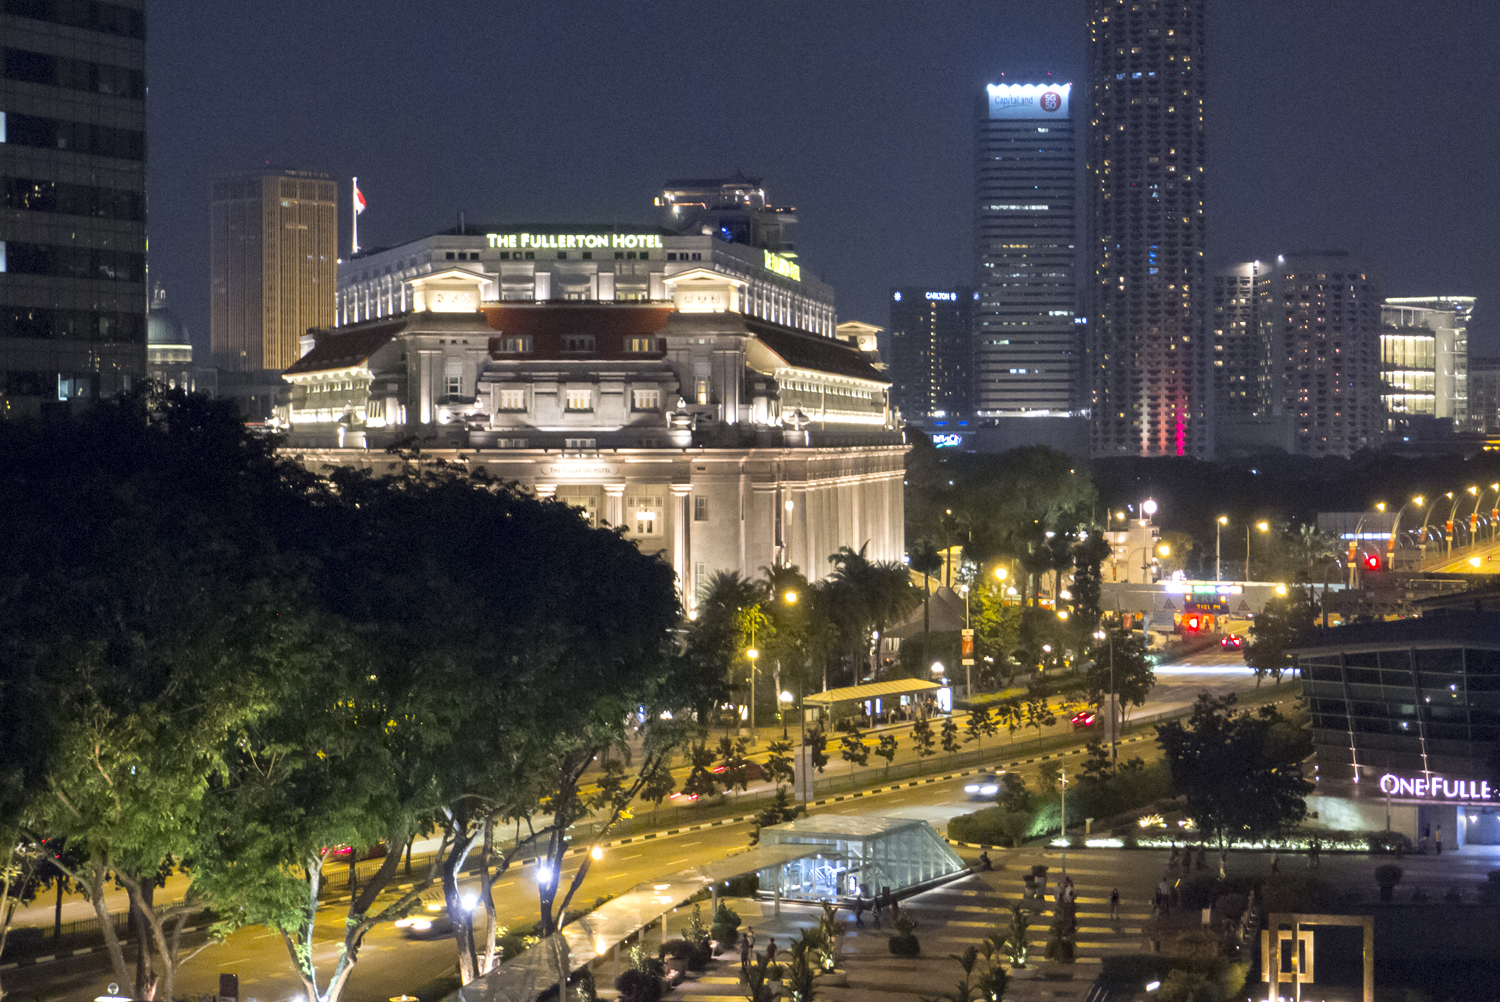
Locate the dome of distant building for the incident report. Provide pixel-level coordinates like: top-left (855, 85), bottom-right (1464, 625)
top-left (148, 285), bottom-right (190, 346)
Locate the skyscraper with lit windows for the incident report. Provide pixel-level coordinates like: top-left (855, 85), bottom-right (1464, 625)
top-left (974, 79), bottom-right (1078, 418)
top-left (1086, 0), bottom-right (1210, 458)
top-left (0, 0), bottom-right (147, 417)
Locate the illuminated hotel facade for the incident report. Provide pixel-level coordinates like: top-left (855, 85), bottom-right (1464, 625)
top-left (338, 180), bottom-right (835, 339)
top-left (1086, 0), bottom-right (1211, 458)
top-left (278, 266), bottom-right (904, 604)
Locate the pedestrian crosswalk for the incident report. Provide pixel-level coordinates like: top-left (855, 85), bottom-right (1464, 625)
top-left (594, 853), bottom-right (1172, 1000)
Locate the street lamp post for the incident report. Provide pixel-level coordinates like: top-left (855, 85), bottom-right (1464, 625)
top-left (1127, 543), bottom-right (1170, 584)
top-left (1247, 521), bottom-right (1269, 580)
top-left (960, 584), bottom-right (972, 697)
top-left (1216, 516), bottom-right (1228, 582)
top-left (746, 646), bottom-right (759, 740)
top-left (779, 689), bottom-right (793, 740)
top-left (1387, 496), bottom-right (1425, 570)
top-left (1350, 503), bottom-right (1386, 587)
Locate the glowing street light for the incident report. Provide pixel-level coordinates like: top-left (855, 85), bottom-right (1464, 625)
top-left (1216, 515), bottom-right (1228, 582)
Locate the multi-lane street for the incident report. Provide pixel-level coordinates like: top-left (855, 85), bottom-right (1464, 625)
top-left (1, 649), bottom-right (1264, 1002)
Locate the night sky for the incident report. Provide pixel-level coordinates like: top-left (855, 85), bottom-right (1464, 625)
top-left (147, 0), bottom-right (1500, 361)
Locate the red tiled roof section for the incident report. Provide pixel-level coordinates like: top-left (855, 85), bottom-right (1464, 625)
top-left (283, 319), bottom-right (406, 375)
top-left (482, 304), bottom-right (675, 340)
top-left (747, 319), bottom-right (888, 383)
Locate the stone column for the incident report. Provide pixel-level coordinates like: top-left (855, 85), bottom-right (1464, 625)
top-left (604, 483), bottom-right (625, 529)
top-left (418, 350), bottom-right (438, 424)
top-left (671, 483), bottom-right (692, 601)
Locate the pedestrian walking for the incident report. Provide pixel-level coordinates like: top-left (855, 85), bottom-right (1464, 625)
top-left (1063, 877), bottom-right (1076, 904)
top-left (766, 938), bottom-right (777, 965)
top-left (853, 897), bottom-right (866, 928)
top-left (1436, 825), bottom-right (1443, 855)
top-left (872, 894), bottom-right (883, 930)
top-left (1169, 844), bottom-right (1180, 867)
top-left (745, 926), bottom-right (756, 955)
top-left (1157, 878), bottom-right (1171, 915)
top-left (1271, 849), bottom-right (1280, 874)
top-left (1109, 888), bottom-right (1121, 921)
top-left (739, 933), bottom-right (751, 968)
top-left (979, 851), bottom-right (992, 871)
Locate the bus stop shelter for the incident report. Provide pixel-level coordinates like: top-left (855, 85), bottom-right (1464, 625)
top-left (802, 678), bottom-right (945, 728)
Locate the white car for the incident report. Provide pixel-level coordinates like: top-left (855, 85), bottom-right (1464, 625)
top-left (963, 772), bottom-right (1002, 800)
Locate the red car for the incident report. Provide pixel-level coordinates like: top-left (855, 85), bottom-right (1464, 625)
top-left (1221, 634), bottom-right (1244, 649)
top-left (1071, 711), bottom-right (1097, 730)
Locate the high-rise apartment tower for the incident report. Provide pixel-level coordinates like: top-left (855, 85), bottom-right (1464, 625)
top-left (210, 170), bottom-right (337, 372)
top-left (0, 0), bottom-right (147, 417)
top-left (1086, 0), bottom-right (1210, 457)
top-left (1264, 252), bottom-right (1381, 457)
top-left (974, 80), bottom-right (1078, 417)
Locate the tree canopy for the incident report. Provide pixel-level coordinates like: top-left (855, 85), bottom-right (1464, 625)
top-left (1155, 694), bottom-right (1314, 849)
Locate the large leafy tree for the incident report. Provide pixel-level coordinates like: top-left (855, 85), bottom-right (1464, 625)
top-left (1156, 694), bottom-right (1314, 851)
top-left (1245, 586), bottom-right (1318, 684)
top-left (825, 545), bottom-right (918, 682)
top-left (0, 390), bottom-right (320, 1001)
top-left (1084, 628), bottom-right (1156, 732)
top-left (197, 459), bottom-right (691, 1002)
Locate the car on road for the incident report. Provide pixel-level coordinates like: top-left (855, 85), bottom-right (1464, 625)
top-left (395, 900), bottom-right (453, 939)
top-left (1071, 710), bottom-right (1097, 730)
top-left (1220, 634), bottom-right (1244, 650)
top-left (963, 772), bottom-right (1002, 800)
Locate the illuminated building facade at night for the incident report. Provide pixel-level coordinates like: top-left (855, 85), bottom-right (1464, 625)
top-left (974, 80), bottom-right (1079, 420)
top-left (0, 0), bottom-right (147, 416)
top-left (278, 267), bottom-right (903, 603)
top-left (1086, 0), bottom-right (1211, 458)
top-left (887, 287), bottom-right (975, 421)
top-left (1380, 296), bottom-right (1472, 436)
top-left (338, 180), bottom-right (834, 338)
top-left (210, 169), bottom-right (338, 373)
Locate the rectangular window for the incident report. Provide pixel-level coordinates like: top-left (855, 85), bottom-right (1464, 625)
top-left (627, 495), bottom-right (663, 535)
top-left (627, 336), bottom-right (657, 353)
top-left (564, 437), bottom-right (597, 449)
top-left (694, 496), bottom-right (708, 522)
top-left (565, 388), bottom-right (593, 412)
top-left (445, 252), bottom-right (455, 260)
top-left (557, 252), bottom-right (567, 260)
top-left (563, 335), bottom-right (595, 353)
top-left (667, 253), bottom-right (677, 261)
top-left (445, 375), bottom-right (461, 396)
top-left (498, 388), bottom-right (525, 411)
top-left (496, 335), bottom-right (532, 354)
top-left (632, 388), bottom-right (660, 411)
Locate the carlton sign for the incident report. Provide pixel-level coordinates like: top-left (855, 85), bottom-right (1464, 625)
top-left (1378, 773), bottom-right (1493, 802)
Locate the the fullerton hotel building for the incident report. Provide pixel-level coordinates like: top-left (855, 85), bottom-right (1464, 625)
top-left (276, 264), bottom-right (906, 609)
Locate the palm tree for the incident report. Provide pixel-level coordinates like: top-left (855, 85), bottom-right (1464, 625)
top-left (908, 538), bottom-right (943, 637)
top-left (827, 545), bottom-right (919, 682)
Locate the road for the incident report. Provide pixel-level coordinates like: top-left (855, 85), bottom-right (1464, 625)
top-left (1, 648), bottom-right (1260, 1002)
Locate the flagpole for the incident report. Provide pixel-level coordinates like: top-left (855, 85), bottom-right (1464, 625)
top-left (351, 176), bottom-right (359, 256)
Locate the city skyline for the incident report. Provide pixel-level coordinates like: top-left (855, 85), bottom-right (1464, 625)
top-left (142, 0), bottom-right (1500, 369)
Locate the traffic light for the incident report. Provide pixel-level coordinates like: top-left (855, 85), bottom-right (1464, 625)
top-left (1363, 553), bottom-right (1382, 572)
